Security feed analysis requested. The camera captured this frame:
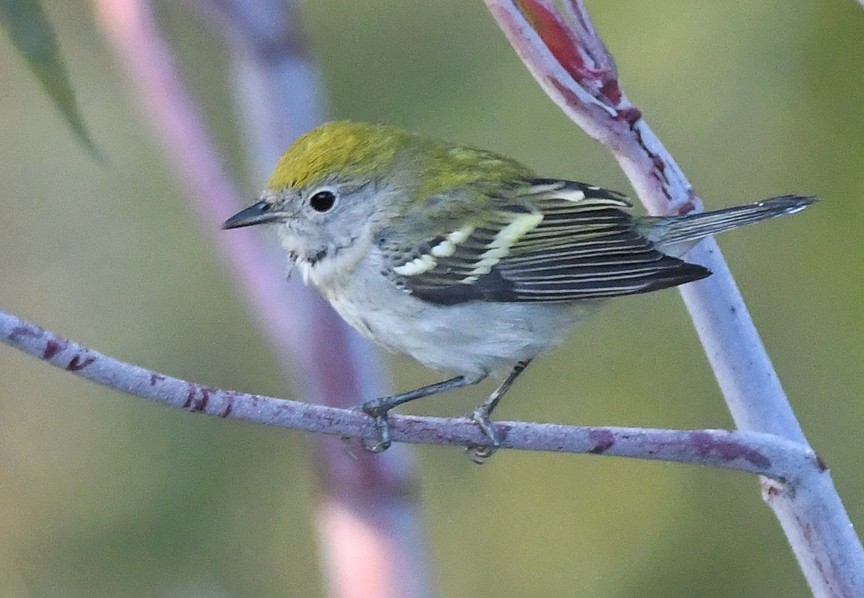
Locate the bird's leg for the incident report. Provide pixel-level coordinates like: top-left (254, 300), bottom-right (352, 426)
top-left (360, 375), bottom-right (478, 453)
top-left (468, 359), bottom-right (532, 462)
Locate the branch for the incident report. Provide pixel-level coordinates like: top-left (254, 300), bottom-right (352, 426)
top-left (92, 1), bottom-right (431, 596)
top-left (0, 309), bottom-right (826, 483)
top-left (483, 1), bottom-right (864, 595)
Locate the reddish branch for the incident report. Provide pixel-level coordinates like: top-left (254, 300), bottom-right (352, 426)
top-left (484, 0), bottom-right (863, 595)
top-left (91, 1), bottom-right (431, 596)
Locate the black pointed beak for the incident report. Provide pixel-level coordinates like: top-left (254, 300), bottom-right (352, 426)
top-left (222, 200), bottom-right (285, 230)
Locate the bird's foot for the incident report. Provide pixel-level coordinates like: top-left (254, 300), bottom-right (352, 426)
top-left (466, 405), bottom-right (501, 464)
top-left (359, 398), bottom-right (392, 453)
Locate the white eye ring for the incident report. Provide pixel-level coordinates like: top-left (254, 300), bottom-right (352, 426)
top-left (308, 189), bottom-right (337, 213)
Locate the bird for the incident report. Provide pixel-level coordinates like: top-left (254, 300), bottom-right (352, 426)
top-left (223, 120), bottom-right (815, 458)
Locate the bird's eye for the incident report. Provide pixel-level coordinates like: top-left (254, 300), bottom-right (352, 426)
top-left (309, 190), bottom-right (337, 212)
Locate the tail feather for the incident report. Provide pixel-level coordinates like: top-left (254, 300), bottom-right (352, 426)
top-left (644, 195), bottom-right (816, 250)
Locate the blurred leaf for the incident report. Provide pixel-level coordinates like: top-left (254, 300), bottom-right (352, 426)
top-left (0, 0), bottom-right (101, 158)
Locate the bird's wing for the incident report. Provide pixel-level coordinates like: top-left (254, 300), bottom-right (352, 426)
top-left (381, 179), bottom-right (710, 305)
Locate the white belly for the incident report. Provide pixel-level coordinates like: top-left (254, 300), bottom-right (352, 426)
top-left (319, 263), bottom-right (597, 381)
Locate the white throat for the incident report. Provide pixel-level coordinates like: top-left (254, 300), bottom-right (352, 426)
top-left (280, 226), bottom-right (375, 290)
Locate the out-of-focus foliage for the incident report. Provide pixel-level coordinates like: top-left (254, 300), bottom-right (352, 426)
top-left (1, 1), bottom-right (862, 596)
top-left (0, 0), bottom-right (98, 157)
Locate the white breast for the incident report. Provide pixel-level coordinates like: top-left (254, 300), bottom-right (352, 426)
top-left (313, 249), bottom-right (597, 381)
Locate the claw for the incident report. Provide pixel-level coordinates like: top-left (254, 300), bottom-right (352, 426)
top-left (466, 444), bottom-right (496, 464)
top-left (360, 399), bottom-right (392, 453)
top-left (355, 376), bottom-right (475, 454)
top-left (466, 406), bottom-right (501, 463)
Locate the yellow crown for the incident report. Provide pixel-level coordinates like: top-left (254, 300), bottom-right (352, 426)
top-left (266, 121), bottom-right (407, 190)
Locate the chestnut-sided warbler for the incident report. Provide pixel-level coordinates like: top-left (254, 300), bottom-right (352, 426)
top-left (223, 121), bottom-right (814, 456)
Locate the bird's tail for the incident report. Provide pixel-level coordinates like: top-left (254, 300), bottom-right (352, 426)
top-left (644, 195), bottom-right (816, 252)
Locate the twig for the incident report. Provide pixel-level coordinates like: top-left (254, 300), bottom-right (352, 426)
top-left (483, 1), bottom-right (864, 595)
top-left (0, 309), bottom-right (824, 483)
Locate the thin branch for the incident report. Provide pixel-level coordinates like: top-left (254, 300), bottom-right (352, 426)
top-left (483, 1), bottom-right (864, 596)
top-left (0, 310), bottom-right (825, 484)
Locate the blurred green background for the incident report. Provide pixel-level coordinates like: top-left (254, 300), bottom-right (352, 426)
top-left (2, 1), bottom-right (863, 596)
